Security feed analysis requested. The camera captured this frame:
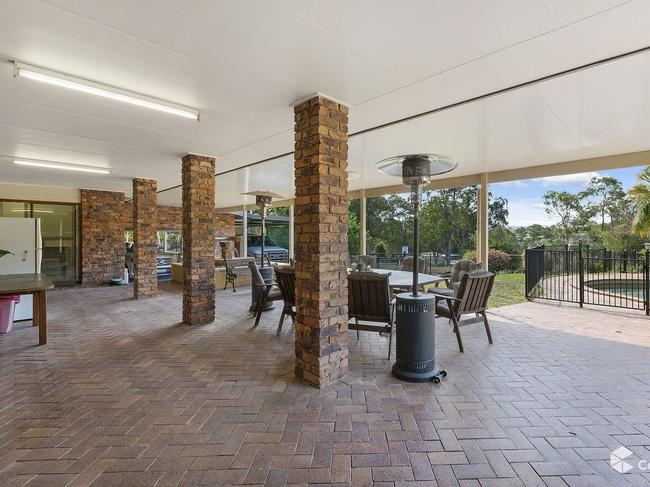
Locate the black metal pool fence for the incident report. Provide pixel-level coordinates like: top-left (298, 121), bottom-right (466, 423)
top-left (525, 244), bottom-right (650, 313)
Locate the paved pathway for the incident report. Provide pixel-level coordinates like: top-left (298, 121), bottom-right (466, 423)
top-left (1, 283), bottom-right (650, 486)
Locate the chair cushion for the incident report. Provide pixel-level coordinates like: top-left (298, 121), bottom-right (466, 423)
top-left (435, 299), bottom-right (452, 316)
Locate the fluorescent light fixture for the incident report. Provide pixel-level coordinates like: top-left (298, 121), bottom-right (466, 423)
top-left (12, 209), bottom-right (53, 213)
top-left (14, 62), bottom-right (200, 121)
top-left (14, 158), bottom-right (111, 175)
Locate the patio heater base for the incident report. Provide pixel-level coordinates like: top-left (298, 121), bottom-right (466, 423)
top-left (249, 266), bottom-right (275, 312)
top-left (391, 293), bottom-right (446, 383)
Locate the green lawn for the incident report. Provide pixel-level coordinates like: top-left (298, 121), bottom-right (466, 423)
top-left (488, 272), bottom-right (526, 308)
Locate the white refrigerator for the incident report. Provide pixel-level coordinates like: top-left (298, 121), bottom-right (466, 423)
top-left (0, 217), bottom-right (43, 320)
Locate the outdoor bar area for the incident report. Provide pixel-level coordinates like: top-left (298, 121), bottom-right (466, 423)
top-left (2, 2), bottom-right (650, 486)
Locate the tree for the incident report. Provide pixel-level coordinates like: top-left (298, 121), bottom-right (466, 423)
top-left (266, 206), bottom-right (290, 249)
top-left (488, 195), bottom-right (509, 228)
top-left (349, 195), bottom-right (412, 254)
top-left (490, 226), bottom-right (521, 254)
top-left (629, 166), bottom-right (650, 236)
top-left (582, 176), bottom-right (627, 229)
top-left (420, 186), bottom-right (478, 263)
top-left (543, 190), bottom-right (591, 243)
top-left (348, 208), bottom-right (360, 255)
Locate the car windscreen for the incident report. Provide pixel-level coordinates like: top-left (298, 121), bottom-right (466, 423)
top-left (247, 236), bottom-right (276, 246)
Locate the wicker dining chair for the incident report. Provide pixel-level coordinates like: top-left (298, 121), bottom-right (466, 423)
top-left (274, 265), bottom-right (296, 335)
top-left (348, 271), bottom-right (394, 359)
top-left (248, 261), bottom-right (282, 327)
top-left (435, 271), bottom-right (495, 353)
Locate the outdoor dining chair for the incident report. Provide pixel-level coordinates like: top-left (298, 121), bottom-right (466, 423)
top-left (274, 265), bottom-right (296, 335)
top-left (434, 270), bottom-right (495, 353)
top-left (348, 271), bottom-right (394, 359)
top-left (248, 261), bottom-right (282, 327)
top-left (429, 259), bottom-right (480, 297)
top-left (399, 256), bottom-right (426, 273)
top-left (356, 255), bottom-right (377, 268)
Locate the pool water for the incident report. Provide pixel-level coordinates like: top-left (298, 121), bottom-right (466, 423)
top-left (585, 280), bottom-right (644, 298)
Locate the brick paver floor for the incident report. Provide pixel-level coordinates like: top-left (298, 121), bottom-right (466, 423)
top-left (2, 282), bottom-right (650, 486)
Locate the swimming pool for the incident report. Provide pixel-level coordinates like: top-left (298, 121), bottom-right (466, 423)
top-left (584, 279), bottom-right (645, 298)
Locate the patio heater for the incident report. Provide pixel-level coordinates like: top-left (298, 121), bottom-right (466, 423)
top-left (376, 154), bottom-right (457, 382)
top-left (242, 190), bottom-right (284, 311)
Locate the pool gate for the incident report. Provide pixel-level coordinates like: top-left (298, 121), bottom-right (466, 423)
top-left (525, 244), bottom-right (649, 313)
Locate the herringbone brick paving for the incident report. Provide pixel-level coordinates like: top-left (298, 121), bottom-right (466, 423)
top-left (1, 283), bottom-right (650, 486)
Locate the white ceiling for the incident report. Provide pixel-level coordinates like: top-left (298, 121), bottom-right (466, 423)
top-left (0, 0), bottom-right (649, 208)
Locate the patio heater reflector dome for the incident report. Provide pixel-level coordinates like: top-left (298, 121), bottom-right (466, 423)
top-left (376, 153), bottom-right (457, 383)
top-left (376, 153), bottom-right (457, 186)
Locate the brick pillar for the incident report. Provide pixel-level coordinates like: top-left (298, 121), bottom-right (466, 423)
top-left (133, 178), bottom-right (158, 298)
top-left (80, 189), bottom-right (125, 286)
top-left (182, 153), bottom-right (216, 325)
top-left (294, 95), bottom-right (349, 387)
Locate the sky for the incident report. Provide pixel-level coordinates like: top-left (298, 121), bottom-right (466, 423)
top-left (490, 165), bottom-right (645, 228)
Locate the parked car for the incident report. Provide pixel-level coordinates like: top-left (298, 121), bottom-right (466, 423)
top-left (247, 235), bottom-right (288, 263)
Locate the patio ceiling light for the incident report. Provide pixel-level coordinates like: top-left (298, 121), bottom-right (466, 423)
top-left (13, 62), bottom-right (200, 121)
top-left (13, 158), bottom-right (111, 175)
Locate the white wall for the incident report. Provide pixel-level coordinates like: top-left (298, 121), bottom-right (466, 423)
top-left (0, 182), bottom-right (80, 203)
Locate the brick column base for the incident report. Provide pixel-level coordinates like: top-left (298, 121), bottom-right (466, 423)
top-left (294, 95), bottom-right (349, 387)
top-left (182, 154), bottom-right (216, 325)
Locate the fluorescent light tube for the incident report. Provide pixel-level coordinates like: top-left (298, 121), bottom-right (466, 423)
top-left (14, 62), bottom-right (200, 121)
top-left (14, 159), bottom-right (111, 175)
top-left (11, 209), bottom-right (53, 213)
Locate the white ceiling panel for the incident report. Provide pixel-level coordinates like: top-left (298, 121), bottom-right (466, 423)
top-left (0, 0), bottom-right (648, 208)
top-left (542, 0), bottom-right (631, 27)
top-left (275, 0), bottom-right (555, 82)
top-left (40, 0), bottom-right (406, 103)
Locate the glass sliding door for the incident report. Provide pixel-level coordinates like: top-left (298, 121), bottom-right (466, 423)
top-left (0, 200), bottom-right (80, 285)
top-left (33, 203), bottom-right (79, 284)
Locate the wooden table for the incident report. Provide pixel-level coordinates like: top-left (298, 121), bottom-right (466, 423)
top-left (0, 274), bottom-right (54, 345)
top-left (370, 269), bottom-right (445, 290)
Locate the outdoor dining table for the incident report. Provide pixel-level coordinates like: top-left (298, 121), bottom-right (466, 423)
top-left (0, 273), bottom-right (54, 345)
top-left (366, 268), bottom-right (445, 291)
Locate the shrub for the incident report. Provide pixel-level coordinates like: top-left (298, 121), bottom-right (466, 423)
top-left (463, 249), bottom-right (476, 261)
top-left (487, 249), bottom-right (512, 273)
top-left (374, 241), bottom-right (387, 255)
top-left (461, 249), bottom-right (513, 273)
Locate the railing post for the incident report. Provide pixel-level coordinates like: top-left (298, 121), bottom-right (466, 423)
top-left (643, 248), bottom-right (650, 316)
top-left (525, 248), bottom-right (529, 299)
top-left (578, 241), bottom-right (584, 308)
top-left (564, 242), bottom-right (569, 275)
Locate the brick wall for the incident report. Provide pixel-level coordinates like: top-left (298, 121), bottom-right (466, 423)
top-left (123, 202), bottom-right (235, 238)
top-left (81, 189), bottom-right (125, 286)
top-left (182, 154), bottom-right (216, 325)
top-left (132, 179), bottom-right (158, 298)
top-left (293, 95), bottom-right (349, 387)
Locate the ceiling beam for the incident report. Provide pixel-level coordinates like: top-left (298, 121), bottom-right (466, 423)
top-left (216, 149), bottom-right (650, 210)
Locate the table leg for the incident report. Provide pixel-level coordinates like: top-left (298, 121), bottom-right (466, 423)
top-left (32, 292), bottom-right (39, 327)
top-left (38, 290), bottom-right (47, 345)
